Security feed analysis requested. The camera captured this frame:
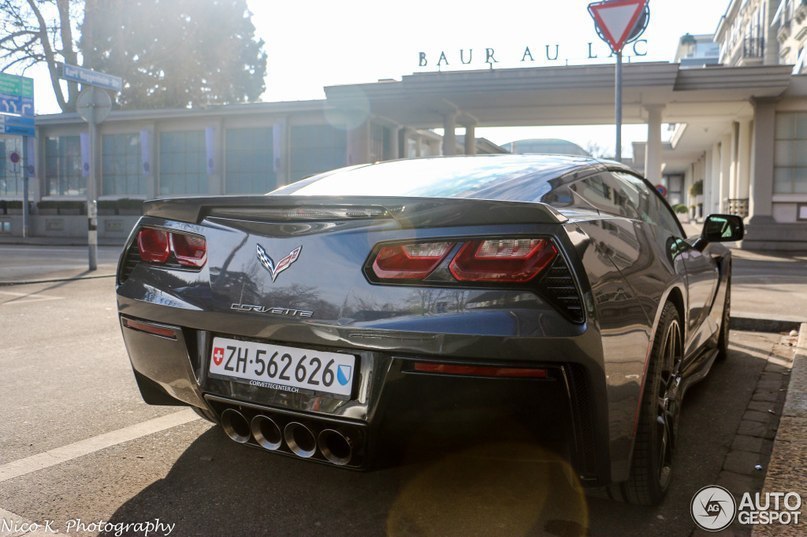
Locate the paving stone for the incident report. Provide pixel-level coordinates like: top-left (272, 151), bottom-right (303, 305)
top-left (758, 372), bottom-right (785, 384)
top-left (746, 401), bottom-right (776, 413)
top-left (763, 362), bottom-right (788, 374)
top-left (737, 420), bottom-right (770, 438)
top-left (742, 410), bottom-right (773, 424)
top-left (755, 380), bottom-right (784, 391)
top-left (724, 450), bottom-right (764, 475)
top-left (731, 435), bottom-right (772, 455)
top-left (751, 390), bottom-right (779, 403)
top-left (717, 470), bottom-right (763, 497)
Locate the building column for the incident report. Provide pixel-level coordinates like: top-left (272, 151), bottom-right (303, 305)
top-left (386, 126), bottom-right (400, 160)
top-left (729, 121), bottom-right (739, 201)
top-left (347, 120), bottom-right (371, 166)
top-left (719, 135), bottom-right (731, 213)
top-left (644, 105), bottom-right (664, 183)
top-left (703, 149), bottom-right (714, 217)
top-left (442, 113), bottom-right (457, 156)
top-left (737, 118), bottom-right (752, 201)
top-left (415, 134), bottom-right (422, 157)
top-left (464, 124), bottom-right (476, 155)
top-left (709, 143), bottom-right (721, 214)
top-left (748, 98), bottom-right (777, 223)
top-left (399, 128), bottom-right (409, 158)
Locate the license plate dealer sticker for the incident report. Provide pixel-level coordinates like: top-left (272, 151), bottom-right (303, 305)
top-left (209, 337), bottom-right (356, 398)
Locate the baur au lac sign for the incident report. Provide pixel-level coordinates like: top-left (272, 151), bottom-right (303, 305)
top-left (417, 40), bottom-right (648, 70)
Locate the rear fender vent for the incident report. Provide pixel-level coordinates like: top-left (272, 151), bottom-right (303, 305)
top-left (118, 242), bottom-right (140, 283)
top-left (538, 255), bottom-right (585, 323)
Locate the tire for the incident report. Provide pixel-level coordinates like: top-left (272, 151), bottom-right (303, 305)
top-left (619, 302), bottom-right (683, 505)
top-left (717, 271), bottom-right (731, 361)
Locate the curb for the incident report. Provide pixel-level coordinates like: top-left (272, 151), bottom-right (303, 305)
top-left (731, 317), bottom-right (804, 333)
top-left (751, 323), bottom-right (807, 537)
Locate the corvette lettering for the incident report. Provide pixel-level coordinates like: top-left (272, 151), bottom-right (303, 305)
top-left (230, 303), bottom-right (314, 318)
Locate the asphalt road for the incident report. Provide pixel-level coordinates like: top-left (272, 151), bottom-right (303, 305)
top-left (0, 252), bottom-right (783, 537)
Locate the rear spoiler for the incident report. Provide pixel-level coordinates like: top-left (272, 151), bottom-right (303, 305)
top-left (143, 195), bottom-right (567, 228)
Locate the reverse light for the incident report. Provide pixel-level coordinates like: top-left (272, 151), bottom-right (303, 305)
top-left (372, 241), bottom-right (453, 280)
top-left (136, 227), bottom-right (207, 269)
top-left (171, 232), bottom-right (208, 268)
top-left (449, 238), bottom-right (557, 282)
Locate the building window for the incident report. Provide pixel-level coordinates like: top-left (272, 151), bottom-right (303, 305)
top-left (45, 135), bottom-right (83, 196)
top-left (0, 137), bottom-right (24, 196)
top-left (158, 130), bottom-right (207, 195)
top-left (774, 112), bottom-right (807, 194)
top-left (290, 125), bottom-right (346, 181)
top-left (225, 127), bottom-right (275, 193)
top-left (102, 133), bottom-right (144, 196)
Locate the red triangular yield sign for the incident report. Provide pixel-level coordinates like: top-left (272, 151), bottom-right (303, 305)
top-left (588, 0), bottom-right (647, 53)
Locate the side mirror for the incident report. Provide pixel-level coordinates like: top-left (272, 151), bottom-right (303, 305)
top-left (701, 214), bottom-right (744, 243)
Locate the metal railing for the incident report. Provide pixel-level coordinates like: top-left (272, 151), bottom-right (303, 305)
top-left (742, 37), bottom-right (765, 59)
top-left (726, 198), bottom-right (749, 218)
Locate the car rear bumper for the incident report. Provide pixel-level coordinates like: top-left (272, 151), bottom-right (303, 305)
top-left (118, 303), bottom-right (614, 485)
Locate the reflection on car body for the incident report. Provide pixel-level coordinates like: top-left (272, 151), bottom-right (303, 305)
top-left (116, 154), bottom-right (743, 505)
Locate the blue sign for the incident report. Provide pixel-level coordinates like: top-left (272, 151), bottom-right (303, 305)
top-left (61, 63), bottom-right (123, 92)
top-left (0, 115), bottom-right (35, 137)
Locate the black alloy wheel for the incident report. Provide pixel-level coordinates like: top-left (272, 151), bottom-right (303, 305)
top-left (620, 302), bottom-right (683, 505)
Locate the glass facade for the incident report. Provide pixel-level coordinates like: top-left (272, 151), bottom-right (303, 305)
top-left (774, 112), bottom-right (807, 194)
top-left (158, 130), bottom-right (207, 195)
top-left (45, 135), bottom-right (83, 196)
top-left (225, 127), bottom-right (275, 193)
top-left (0, 137), bottom-right (24, 196)
top-left (290, 125), bottom-right (346, 181)
top-left (102, 133), bottom-right (144, 196)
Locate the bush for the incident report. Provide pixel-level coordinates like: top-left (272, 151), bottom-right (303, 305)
top-left (672, 204), bottom-right (689, 214)
top-left (689, 179), bottom-right (703, 197)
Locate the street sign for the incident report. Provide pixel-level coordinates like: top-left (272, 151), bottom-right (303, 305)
top-left (0, 115), bottom-right (35, 137)
top-left (656, 184), bottom-right (668, 197)
top-left (61, 63), bottom-right (123, 92)
top-left (0, 73), bottom-right (34, 117)
top-left (588, 0), bottom-right (648, 53)
top-left (77, 87), bottom-right (112, 124)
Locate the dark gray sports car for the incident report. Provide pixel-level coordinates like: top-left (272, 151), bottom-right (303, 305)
top-left (116, 154), bottom-right (743, 505)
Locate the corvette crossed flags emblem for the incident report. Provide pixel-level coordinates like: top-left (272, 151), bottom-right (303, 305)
top-left (257, 244), bottom-right (302, 282)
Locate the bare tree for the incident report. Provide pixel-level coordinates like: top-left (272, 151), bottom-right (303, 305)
top-left (0, 0), bottom-right (81, 111)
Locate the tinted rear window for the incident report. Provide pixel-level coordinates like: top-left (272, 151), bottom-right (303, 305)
top-left (272, 155), bottom-right (590, 203)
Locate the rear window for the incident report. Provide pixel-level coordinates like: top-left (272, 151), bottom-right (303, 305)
top-left (272, 155), bottom-right (585, 202)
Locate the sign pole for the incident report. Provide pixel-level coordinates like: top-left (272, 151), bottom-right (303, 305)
top-left (87, 87), bottom-right (98, 271)
top-left (615, 50), bottom-right (622, 162)
top-left (588, 0), bottom-right (649, 163)
top-left (22, 148), bottom-right (29, 238)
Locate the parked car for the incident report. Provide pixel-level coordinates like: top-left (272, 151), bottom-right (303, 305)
top-left (116, 154), bottom-right (742, 505)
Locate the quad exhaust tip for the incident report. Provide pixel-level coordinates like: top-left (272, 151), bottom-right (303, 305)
top-left (317, 429), bottom-right (353, 466)
top-left (284, 422), bottom-right (317, 458)
top-left (219, 407), bottom-right (355, 465)
top-left (251, 415), bottom-right (282, 451)
top-left (220, 409), bottom-right (250, 444)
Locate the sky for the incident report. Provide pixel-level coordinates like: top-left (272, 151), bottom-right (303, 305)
top-left (22, 0), bottom-right (731, 156)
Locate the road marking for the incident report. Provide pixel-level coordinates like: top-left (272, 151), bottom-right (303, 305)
top-left (0, 291), bottom-right (63, 306)
top-left (0, 507), bottom-right (59, 535)
top-left (0, 410), bottom-right (198, 484)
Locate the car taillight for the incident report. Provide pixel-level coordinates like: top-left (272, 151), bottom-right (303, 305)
top-left (372, 241), bottom-right (453, 279)
top-left (413, 362), bottom-right (549, 379)
top-left (137, 228), bottom-right (170, 264)
top-left (171, 232), bottom-right (207, 268)
top-left (449, 238), bottom-right (557, 282)
top-left (136, 227), bottom-right (207, 268)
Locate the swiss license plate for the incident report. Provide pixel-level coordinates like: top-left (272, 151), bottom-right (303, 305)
top-left (209, 337), bottom-right (356, 398)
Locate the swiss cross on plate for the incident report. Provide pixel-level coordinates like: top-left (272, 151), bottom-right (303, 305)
top-left (213, 347), bottom-right (225, 366)
top-left (588, 0), bottom-right (648, 53)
